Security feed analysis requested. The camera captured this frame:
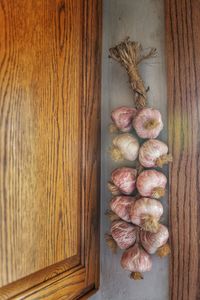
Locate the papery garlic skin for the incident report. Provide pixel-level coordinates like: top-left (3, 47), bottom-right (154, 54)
top-left (111, 167), bottom-right (137, 195)
top-left (121, 244), bottom-right (152, 272)
top-left (130, 197), bottom-right (163, 227)
top-left (140, 224), bottom-right (169, 254)
top-left (110, 196), bottom-right (135, 222)
top-left (136, 170), bottom-right (167, 199)
top-left (112, 133), bottom-right (139, 161)
top-left (139, 139), bottom-right (169, 168)
top-left (111, 106), bottom-right (137, 132)
top-left (111, 220), bottom-right (137, 249)
top-left (133, 108), bottom-right (163, 139)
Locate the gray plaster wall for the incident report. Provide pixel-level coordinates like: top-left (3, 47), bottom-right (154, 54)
top-left (91, 1), bottom-right (169, 299)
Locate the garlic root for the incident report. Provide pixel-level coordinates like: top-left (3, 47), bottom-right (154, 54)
top-left (107, 181), bottom-right (121, 196)
top-left (130, 272), bottom-right (143, 280)
top-left (141, 215), bottom-right (159, 233)
top-left (156, 154), bottom-right (173, 168)
top-left (109, 146), bottom-right (124, 161)
top-left (105, 209), bottom-right (120, 222)
top-left (156, 243), bottom-right (171, 257)
top-left (144, 119), bottom-right (160, 130)
top-left (109, 123), bottom-right (119, 133)
top-left (105, 233), bottom-right (118, 253)
top-left (152, 187), bottom-right (165, 199)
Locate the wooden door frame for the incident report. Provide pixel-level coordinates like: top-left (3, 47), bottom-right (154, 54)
top-left (165, 1), bottom-right (199, 299)
top-left (0, 0), bottom-right (101, 299)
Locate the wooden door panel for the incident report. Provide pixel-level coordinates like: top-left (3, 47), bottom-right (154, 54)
top-left (0, 0), bottom-right (101, 299)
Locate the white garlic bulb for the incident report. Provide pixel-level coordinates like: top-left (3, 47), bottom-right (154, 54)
top-left (111, 133), bottom-right (139, 161)
top-left (133, 108), bottom-right (163, 139)
top-left (130, 197), bottom-right (163, 233)
top-left (121, 243), bottom-right (152, 273)
top-left (111, 220), bottom-right (137, 249)
top-left (111, 106), bottom-right (137, 132)
top-left (136, 169), bottom-right (167, 199)
top-left (110, 196), bottom-right (135, 222)
top-left (140, 224), bottom-right (169, 254)
top-left (109, 167), bottom-right (137, 195)
top-left (139, 139), bottom-right (172, 168)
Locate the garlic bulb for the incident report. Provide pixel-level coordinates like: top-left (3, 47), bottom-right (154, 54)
top-left (111, 106), bottom-right (137, 132)
top-left (110, 196), bottom-right (135, 222)
top-left (130, 197), bottom-right (163, 233)
top-left (139, 139), bottom-right (173, 168)
top-left (140, 224), bottom-right (169, 254)
top-left (111, 220), bottom-right (137, 249)
top-left (133, 108), bottom-right (163, 139)
top-left (109, 167), bottom-right (137, 195)
top-left (121, 244), bottom-right (152, 273)
top-left (136, 169), bottom-right (167, 199)
top-left (111, 133), bottom-right (139, 161)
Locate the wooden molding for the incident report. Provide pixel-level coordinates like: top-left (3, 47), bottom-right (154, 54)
top-left (0, 0), bottom-right (101, 298)
top-left (165, 0), bottom-right (200, 299)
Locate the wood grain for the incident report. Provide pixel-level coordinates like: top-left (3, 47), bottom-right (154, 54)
top-left (165, 0), bottom-right (200, 299)
top-left (0, 0), bottom-right (101, 298)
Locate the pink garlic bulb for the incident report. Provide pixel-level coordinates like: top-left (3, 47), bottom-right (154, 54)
top-left (111, 106), bottom-right (137, 132)
top-left (109, 167), bottom-right (137, 195)
top-left (130, 197), bottom-right (163, 233)
top-left (110, 196), bottom-right (135, 222)
top-left (133, 108), bottom-right (163, 139)
top-left (111, 220), bottom-right (137, 249)
top-left (121, 244), bottom-right (152, 273)
top-left (140, 224), bottom-right (169, 254)
top-left (139, 139), bottom-right (172, 168)
top-left (111, 133), bottom-right (139, 161)
top-left (136, 169), bottom-right (167, 199)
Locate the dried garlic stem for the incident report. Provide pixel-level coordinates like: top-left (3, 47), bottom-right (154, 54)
top-left (109, 146), bottom-right (124, 161)
top-left (141, 215), bottom-right (159, 233)
top-left (151, 187), bottom-right (165, 199)
top-left (105, 210), bottom-right (120, 222)
top-left (105, 233), bottom-right (118, 253)
top-left (130, 272), bottom-right (143, 280)
top-left (107, 181), bottom-right (121, 196)
top-left (109, 38), bottom-right (157, 109)
top-left (109, 123), bottom-right (119, 133)
top-left (156, 154), bottom-right (173, 168)
top-left (156, 243), bottom-right (171, 257)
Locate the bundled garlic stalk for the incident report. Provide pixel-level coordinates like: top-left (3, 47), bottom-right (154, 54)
top-left (136, 169), bottom-right (167, 199)
top-left (111, 133), bottom-right (139, 161)
top-left (110, 106), bottom-right (137, 132)
top-left (139, 139), bottom-right (172, 168)
top-left (108, 167), bottom-right (137, 195)
top-left (106, 38), bottom-right (171, 280)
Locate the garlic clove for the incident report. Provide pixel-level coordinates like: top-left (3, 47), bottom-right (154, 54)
top-left (139, 139), bottom-right (172, 168)
top-left (121, 243), bottom-right (152, 273)
top-left (111, 133), bottom-right (139, 161)
top-left (111, 106), bottom-right (137, 132)
top-left (140, 224), bottom-right (169, 254)
top-left (111, 220), bottom-right (138, 249)
top-left (133, 108), bottom-right (163, 139)
top-left (111, 167), bottom-right (137, 195)
top-left (110, 196), bottom-right (135, 222)
top-left (136, 169), bottom-right (167, 199)
top-left (130, 197), bottom-right (163, 233)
